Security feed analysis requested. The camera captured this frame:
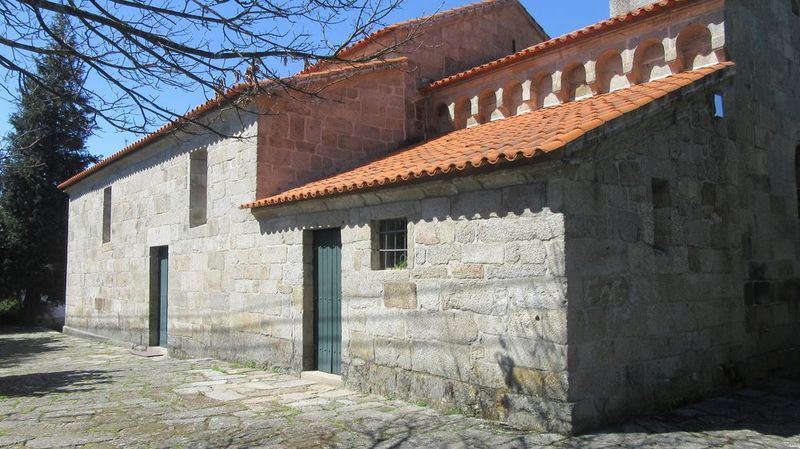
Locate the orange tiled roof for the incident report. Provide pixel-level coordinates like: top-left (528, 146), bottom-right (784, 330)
top-left (243, 62), bottom-right (734, 209)
top-left (58, 57), bottom-right (409, 190)
top-left (299, 0), bottom-right (546, 75)
top-left (424, 0), bottom-right (706, 92)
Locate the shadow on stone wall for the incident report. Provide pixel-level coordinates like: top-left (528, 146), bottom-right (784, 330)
top-left (0, 370), bottom-right (111, 398)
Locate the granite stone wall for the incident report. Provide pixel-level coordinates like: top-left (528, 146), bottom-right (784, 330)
top-left (62, 0), bottom-right (800, 435)
top-left (724, 0), bottom-right (800, 381)
top-left (64, 108), bottom-right (576, 431)
top-left (562, 84), bottom-right (747, 432)
top-left (562, 49), bottom-right (800, 430)
top-left (251, 163), bottom-right (572, 432)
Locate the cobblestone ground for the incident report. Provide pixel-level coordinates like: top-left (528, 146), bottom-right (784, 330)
top-left (0, 328), bottom-right (798, 448)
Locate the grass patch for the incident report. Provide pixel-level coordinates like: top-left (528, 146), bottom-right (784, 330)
top-left (415, 400), bottom-right (428, 408)
top-left (445, 407), bottom-right (462, 416)
top-left (0, 395), bottom-right (9, 401)
top-left (230, 360), bottom-right (258, 370)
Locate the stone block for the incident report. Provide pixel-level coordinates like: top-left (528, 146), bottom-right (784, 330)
top-left (348, 331), bottom-right (374, 364)
top-left (509, 366), bottom-right (569, 401)
top-left (411, 340), bottom-right (472, 380)
top-left (518, 241), bottom-right (547, 264)
top-left (483, 334), bottom-right (567, 372)
top-left (406, 310), bottom-right (478, 344)
top-left (365, 311), bottom-right (405, 338)
top-left (502, 183), bottom-right (546, 214)
top-left (374, 337), bottom-right (412, 369)
top-left (415, 280), bottom-right (441, 311)
top-left (415, 223), bottom-right (439, 245)
top-left (462, 244), bottom-right (504, 264)
top-left (442, 281), bottom-right (509, 316)
top-left (508, 309), bottom-right (567, 344)
top-left (471, 361), bottom-right (507, 389)
top-left (502, 393), bottom-right (572, 433)
top-left (455, 221), bottom-right (477, 243)
top-left (383, 282), bottom-right (417, 309)
top-left (582, 277), bottom-right (630, 307)
top-left (451, 190), bottom-right (502, 219)
top-left (486, 264), bottom-right (548, 279)
top-left (420, 197), bottom-right (451, 218)
top-left (563, 182), bottom-right (608, 217)
top-left (450, 263), bottom-right (485, 279)
top-left (411, 266), bottom-right (448, 279)
top-left (425, 245), bottom-right (460, 265)
top-left (476, 218), bottom-right (539, 243)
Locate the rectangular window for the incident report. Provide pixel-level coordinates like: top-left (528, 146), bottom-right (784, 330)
top-left (189, 149), bottom-right (208, 227)
top-left (652, 178), bottom-right (670, 250)
top-left (374, 218), bottom-right (408, 270)
top-left (102, 186), bottom-right (112, 243)
top-left (712, 92), bottom-right (725, 118)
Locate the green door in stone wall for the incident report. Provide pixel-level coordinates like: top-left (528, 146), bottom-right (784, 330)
top-left (313, 229), bottom-right (342, 375)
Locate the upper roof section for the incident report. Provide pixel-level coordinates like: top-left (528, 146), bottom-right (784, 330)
top-left (242, 62), bottom-right (734, 209)
top-left (302, 0), bottom-right (549, 84)
top-left (425, 0), bottom-right (723, 92)
top-left (424, 0), bottom-right (725, 136)
top-left (59, 0), bottom-right (547, 191)
top-left (58, 57), bottom-right (409, 190)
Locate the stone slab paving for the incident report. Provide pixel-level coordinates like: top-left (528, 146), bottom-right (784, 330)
top-left (0, 328), bottom-right (798, 448)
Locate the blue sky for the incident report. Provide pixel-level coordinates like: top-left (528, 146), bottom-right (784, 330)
top-left (0, 0), bottom-right (609, 159)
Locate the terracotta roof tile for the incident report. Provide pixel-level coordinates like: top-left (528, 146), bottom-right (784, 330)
top-left (423, 0), bottom-right (706, 92)
top-left (243, 62), bottom-right (734, 209)
top-left (58, 57), bottom-right (408, 190)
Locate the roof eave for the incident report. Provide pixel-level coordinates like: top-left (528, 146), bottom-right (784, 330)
top-left (58, 57), bottom-right (410, 191)
top-left (244, 63), bottom-right (736, 211)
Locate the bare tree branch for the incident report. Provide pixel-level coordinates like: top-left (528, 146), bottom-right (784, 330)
top-left (0, 0), bottom-right (410, 137)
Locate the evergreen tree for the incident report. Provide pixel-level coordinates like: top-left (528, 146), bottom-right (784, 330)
top-left (0, 15), bottom-right (98, 320)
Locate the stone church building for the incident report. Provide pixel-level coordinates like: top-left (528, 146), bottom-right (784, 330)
top-left (59, 0), bottom-right (800, 434)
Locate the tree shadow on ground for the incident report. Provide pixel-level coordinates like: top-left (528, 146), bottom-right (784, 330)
top-left (592, 376), bottom-right (800, 439)
top-left (0, 327), bottom-right (66, 369)
top-left (0, 370), bottom-right (111, 398)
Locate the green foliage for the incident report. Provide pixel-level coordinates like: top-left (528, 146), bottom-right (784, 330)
top-left (0, 15), bottom-right (98, 314)
top-left (393, 258), bottom-right (408, 270)
top-left (0, 297), bottom-right (21, 324)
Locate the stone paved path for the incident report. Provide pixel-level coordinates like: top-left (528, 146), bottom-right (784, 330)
top-left (0, 328), bottom-right (798, 448)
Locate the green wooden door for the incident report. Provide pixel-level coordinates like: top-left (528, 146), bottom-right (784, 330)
top-left (157, 246), bottom-right (168, 346)
top-left (313, 229), bottom-right (342, 375)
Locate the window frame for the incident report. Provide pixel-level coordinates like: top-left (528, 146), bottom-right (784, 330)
top-left (373, 218), bottom-right (409, 270)
top-left (188, 148), bottom-right (208, 227)
top-left (102, 186), bottom-right (112, 243)
top-left (712, 92), bottom-right (725, 119)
